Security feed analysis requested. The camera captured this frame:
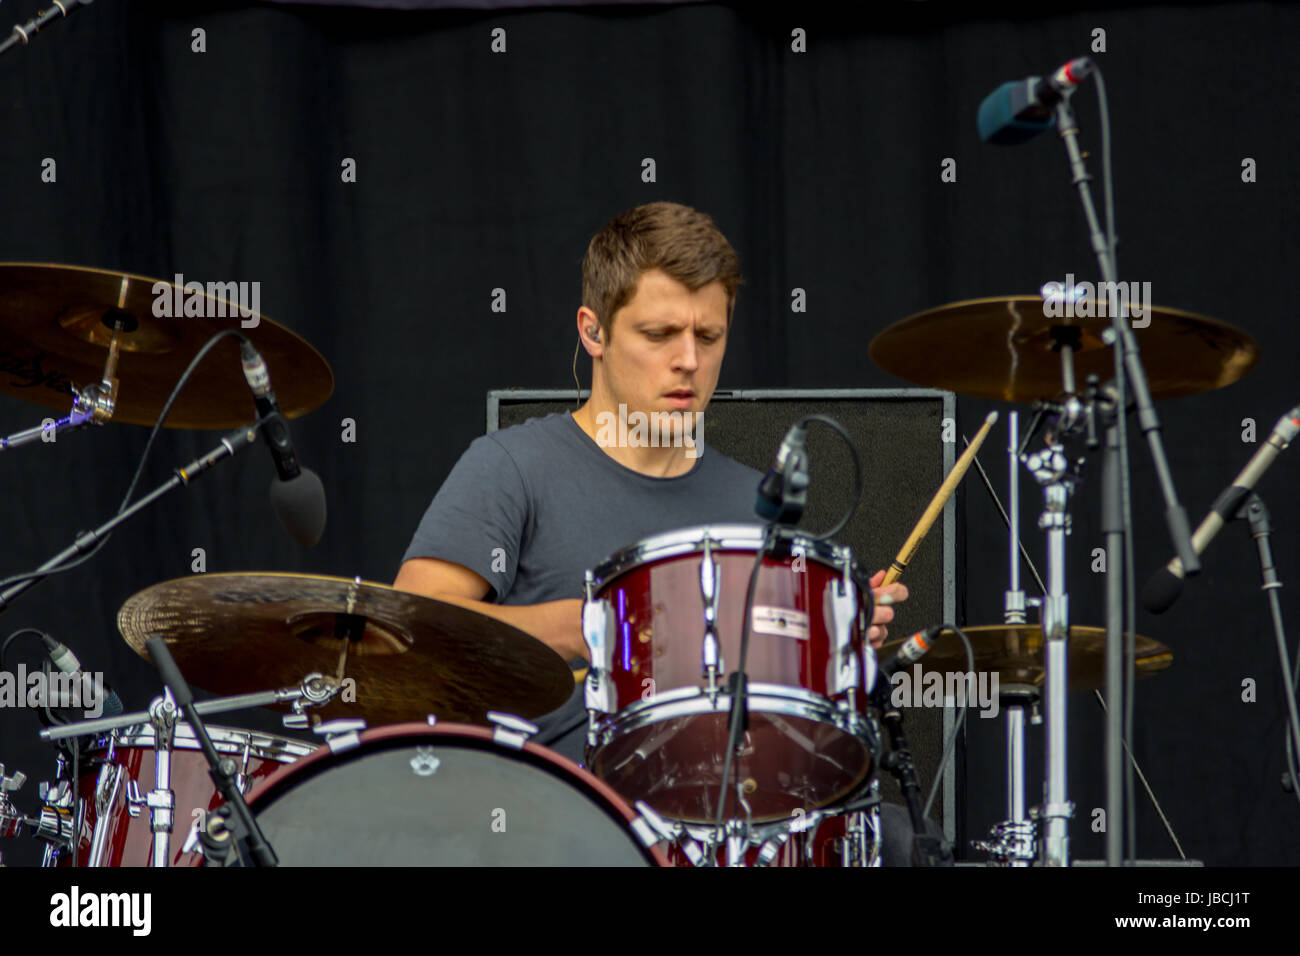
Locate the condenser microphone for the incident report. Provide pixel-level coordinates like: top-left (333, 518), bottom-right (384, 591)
top-left (41, 634), bottom-right (123, 717)
top-left (977, 56), bottom-right (1095, 145)
top-left (1142, 403), bottom-right (1300, 613)
top-left (756, 421), bottom-right (809, 525)
top-left (240, 341), bottom-right (327, 547)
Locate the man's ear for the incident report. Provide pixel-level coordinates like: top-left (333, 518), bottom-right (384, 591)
top-left (577, 306), bottom-right (603, 357)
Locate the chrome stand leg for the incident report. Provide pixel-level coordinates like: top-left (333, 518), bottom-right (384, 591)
top-left (974, 686), bottom-right (1038, 865)
top-left (1027, 446), bottom-right (1076, 867)
top-left (145, 690), bottom-right (178, 868)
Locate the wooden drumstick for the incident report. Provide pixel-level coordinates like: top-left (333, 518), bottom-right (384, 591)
top-left (882, 410), bottom-right (998, 587)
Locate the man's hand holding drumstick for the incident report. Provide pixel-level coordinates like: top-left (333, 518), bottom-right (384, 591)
top-left (867, 570), bottom-right (909, 648)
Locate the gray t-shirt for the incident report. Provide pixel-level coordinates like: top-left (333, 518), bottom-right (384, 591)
top-left (402, 411), bottom-right (763, 762)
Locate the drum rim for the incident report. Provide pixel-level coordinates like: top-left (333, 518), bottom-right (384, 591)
top-left (592, 681), bottom-right (856, 722)
top-left (224, 721), bottom-right (669, 867)
top-left (587, 523), bottom-right (867, 591)
top-left (107, 723), bottom-right (316, 762)
top-left (587, 693), bottom-right (877, 822)
top-left (589, 687), bottom-right (875, 756)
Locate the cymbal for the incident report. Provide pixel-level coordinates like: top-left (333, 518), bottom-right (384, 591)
top-left (869, 296), bottom-right (1259, 402)
top-left (0, 263), bottom-right (333, 428)
top-left (878, 624), bottom-right (1172, 694)
top-left (117, 572), bottom-right (574, 725)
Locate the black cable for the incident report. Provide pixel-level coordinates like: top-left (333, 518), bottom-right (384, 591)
top-left (0, 626), bottom-right (50, 672)
top-left (116, 328), bottom-right (252, 511)
top-left (801, 415), bottom-right (863, 541)
top-left (0, 328), bottom-right (252, 594)
top-left (710, 523), bottom-right (775, 840)
top-left (922, 623), bottom-right (975, 820)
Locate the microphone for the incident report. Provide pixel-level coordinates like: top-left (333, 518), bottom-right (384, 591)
top-left (977, 56), bottom-right (1095, 145)
top-left (878, 625), bottom-right (942, 687)
top-left (1142, 404), bottom-right (1300, 614)
top-left (755, 421), bottom-right (810, 525)
top-left (40, 634), bottom-right (123, 717)
top-left (240, 341), bottom-right (327, 548)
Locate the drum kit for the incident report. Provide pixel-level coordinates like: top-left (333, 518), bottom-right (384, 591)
top-left (0, 254), bottom-right (1270, 868)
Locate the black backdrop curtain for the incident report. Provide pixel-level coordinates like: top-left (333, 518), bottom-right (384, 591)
top-left (0, 0), bottom-right (1295, 865)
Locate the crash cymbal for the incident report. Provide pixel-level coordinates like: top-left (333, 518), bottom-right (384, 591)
top-left (878, 624), bottom-right (1172, 694)
top-left (117, 572), bottom-right (573, 725)
top-left (0, 263), bottom-right (333, 427)
top-left (869, 295), bottom-right (1259, 402)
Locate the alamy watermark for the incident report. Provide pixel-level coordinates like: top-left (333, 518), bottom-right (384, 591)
top-left (151, 272), bottom-right (260, 327)
top-left (0, 666), bottom-right (108, 718)
top-left (888, 665), bottom-right (1000, 718)
top-left (594, 403), bottom-right (704, 459)
top-left (1041, 274), bottom-right (1152, 329)
top-left (50, 886), bottom-right (151, 936)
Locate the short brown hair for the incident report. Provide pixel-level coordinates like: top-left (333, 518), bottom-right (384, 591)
top-left (581, 202), bottom-right (742, 341)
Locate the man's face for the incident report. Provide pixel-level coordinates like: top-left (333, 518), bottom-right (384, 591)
top-left (598, 268), bottom-right (729, 421)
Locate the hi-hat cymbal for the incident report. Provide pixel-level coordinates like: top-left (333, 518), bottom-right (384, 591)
top-left (878, 624), bottom-right (1172, 694)
top-left (0, 263), bottom-right (333, 427)
top-left (869, 296), bottom-right (1259, 402)
top-left (117, 573), bottom-right (574, 725)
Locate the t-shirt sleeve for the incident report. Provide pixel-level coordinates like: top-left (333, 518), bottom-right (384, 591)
top-left (400, 434), bottom-right (528, 602)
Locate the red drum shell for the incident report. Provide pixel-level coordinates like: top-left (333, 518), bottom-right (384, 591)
top-left (58, 724), bottom-right (313, 868)
top-left (585, 526), bottom-right (879, 824)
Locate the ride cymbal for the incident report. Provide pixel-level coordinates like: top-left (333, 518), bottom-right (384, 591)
top-left (878, 624), bottom-right (1172, 695)
top-left (869, 295), bottom-right (1258, 402)
top-left (117, 572), bottom-right (574, 725)
top-left (0, 263), bottom-right (332, 427)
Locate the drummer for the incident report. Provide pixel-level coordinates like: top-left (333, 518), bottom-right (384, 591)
top-left (394, 201), bottom-right (915, 855)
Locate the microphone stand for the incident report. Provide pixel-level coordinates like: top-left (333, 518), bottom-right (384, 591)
top-left (713, 444), bottom-right (808, 847)
top-left (1237, 495), bottom-right (1300, 783)
top-left (0, 391), bottom-right (99, 451)
top-left (1051, 91), bottom-right (1199, 867)
top-left (0, 426), bottom-right (258, 614)
top-left (876, 691), bottom-right (949, 866)
top-left (0, 0), bottom-right (93, 58)
top-left (145, 637), bottom-right (277, 867)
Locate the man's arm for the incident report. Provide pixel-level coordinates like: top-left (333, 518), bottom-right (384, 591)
top-left (394, 557), bottom-right (588, 662)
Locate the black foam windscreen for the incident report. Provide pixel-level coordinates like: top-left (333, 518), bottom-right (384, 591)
top-left (269, 468), bottom-right (328, 548)
top-left (491, 389), bottom-right (960, 836)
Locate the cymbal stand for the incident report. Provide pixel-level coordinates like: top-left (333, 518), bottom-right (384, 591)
top-left (32, 674), bottom-right (338, 865)
top-left (1021, 336), bottom-right (1089, 866)
top-left (0, 316), bottom-right (124, 452)
top-left (974, 414), bottom-right (1046, 866)
top-left (39, 673), bottom-right (341, 747)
